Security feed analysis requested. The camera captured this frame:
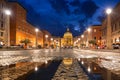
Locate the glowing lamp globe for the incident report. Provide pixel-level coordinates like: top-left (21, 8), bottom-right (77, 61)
top-left (35, 28), bottom-right (39, 32)
top-left (4, 9), bottom-right (11, 15)
top-left (106, 8), bottom-right (112, 14)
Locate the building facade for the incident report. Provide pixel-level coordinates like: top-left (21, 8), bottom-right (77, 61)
top-left (51, 36), bottom-right (61, 48)
top-left (80, 25), bottom-right (102, 48)
top-left (42, 30), bottom-right (52, 48)
top-left (0, 0), bottom-right (9, 46)
top-left (111, 3), bottom-right (120, 44)
top-left (101, 3), bottom-right (120, 47)
top-left (90, 25), bottom-right (102, 47)
top-left (0, 0), bottom-right (44, 47)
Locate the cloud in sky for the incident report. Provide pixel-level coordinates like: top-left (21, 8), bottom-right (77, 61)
top-left (17, 0), bottom-right (119, 37)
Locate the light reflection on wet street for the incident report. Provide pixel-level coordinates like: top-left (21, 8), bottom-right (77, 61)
top-left (0, 49), bottom-right (120, 80)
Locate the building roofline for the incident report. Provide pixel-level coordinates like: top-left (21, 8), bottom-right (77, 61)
top-left (91, 25), bottom-right (102, 26)
top-left (113, 2), bottom-right (120, 9)
top-left (6, 0), bottom-right (28, 12)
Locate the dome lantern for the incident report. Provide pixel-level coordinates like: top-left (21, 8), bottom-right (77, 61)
top-left (63, 28), bottom-right (73, 38)
top-left (67, 28), bottom-right (70, 32)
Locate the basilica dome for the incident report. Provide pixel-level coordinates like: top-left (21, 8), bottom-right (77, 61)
top-left (63, 28), bottom-right (73, 38)
top-left (61, 28), bottom-right (73, 47)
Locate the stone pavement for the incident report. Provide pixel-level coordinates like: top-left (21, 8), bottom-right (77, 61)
top-left (52, 59), bottom-right (88, 80)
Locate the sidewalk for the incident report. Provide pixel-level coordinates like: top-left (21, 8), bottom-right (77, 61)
top-left (79, 48), bottom-right (120, 53)
top-left (90, 49), bottom-right (120, 53)
top-left (0, 48), bottom-right (42, 51)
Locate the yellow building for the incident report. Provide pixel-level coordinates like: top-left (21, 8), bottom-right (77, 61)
top-left (61, 28), bottom-right (73, 47)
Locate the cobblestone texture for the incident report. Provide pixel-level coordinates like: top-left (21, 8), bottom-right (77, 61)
top-left (52, 59), bottom-right (88, 80)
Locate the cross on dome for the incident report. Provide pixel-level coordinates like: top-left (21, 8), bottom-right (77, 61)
top-left (67, 28), bottom-right (70, 32)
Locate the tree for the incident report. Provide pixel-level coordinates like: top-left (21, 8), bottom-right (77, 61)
top-left (88, 40), bottom-right (97, 49)
top-left (20, 39), bottom-right (31, 49)
top-left (44, 43), bottom-right (48, 48)
top-left (80, 43), bottom-right (86, 48)
top-left (89, 40), bottom-right (96, 45)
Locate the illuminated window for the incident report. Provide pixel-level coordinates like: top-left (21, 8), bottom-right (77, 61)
top-left (94, 29), bottom-right (96, 32)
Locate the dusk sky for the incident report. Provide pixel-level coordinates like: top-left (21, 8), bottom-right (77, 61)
top-left (16, 0), bottom-right (120, 37)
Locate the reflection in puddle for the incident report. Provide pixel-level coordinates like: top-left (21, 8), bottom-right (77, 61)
top-left (52, 58), bottom-right (89, 80)
top-left (35, 66), bottom-right (38, 71)
top-left (78, 58), bottom-right (120, 80)
top-left (0, 58), bottom-right (120, 80)
top-left (25, 60), bottom-right (61, 80)
top-left (63, 58), bottom-right (73, 65)
top-left (78, 58), bottom-right (102, 80)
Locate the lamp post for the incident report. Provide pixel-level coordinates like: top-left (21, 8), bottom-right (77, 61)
top-left (87, 28), bottom-right (91, 48)
top-left (35, 28), bottom-right (39, 48)
top-left (81, 35), bottom-right (84, 38)
top-left (87, 28), bottom-right (91, 32)
top-left (4, 9), bottom-right (11, 47)
top-left (50, 38), bottom-right (53, 45)
top-left (106, 8), bottom-right (112, 49)
top-left (81, 34), bottom-right (84, 48)
top-left (78, 38), bottom-right (80, 41)
top-left (45, 35), bottom-right (48, 48)
top-left (78, 38), bottom-right (80, 47)
top-left (45, 35), bottom-right (48, 41)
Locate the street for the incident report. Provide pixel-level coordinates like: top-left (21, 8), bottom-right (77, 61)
top-left (0, 49), bottom-right (120, 80)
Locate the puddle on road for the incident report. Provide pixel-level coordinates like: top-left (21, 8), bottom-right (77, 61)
top-left (0, 58), bottom-right (120, 80)
top-left (24, 60), bottom-right (61, 80)
top-left (78, 58), bottom-right (120, 80)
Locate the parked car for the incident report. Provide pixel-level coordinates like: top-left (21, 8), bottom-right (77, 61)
top-left (112, 43), bottom-right (120, 49)
top-left (99, 45), bottom-right (106, 49)
top-left (0, 44), bottom-right (3, 48)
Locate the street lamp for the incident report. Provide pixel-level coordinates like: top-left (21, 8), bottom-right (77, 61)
top-left (81, 35), bottom-right (84, 48)
top-left (78, 38), bottom-right (80, 41)
top-left (106, 8), bottom-right (112, 14)
top-left (81, 35), bottom-right (84, 38)
top-left (35, 28), bottom-right (39, 32)
top-left (106, 8), bottom-right (112, 49)
top-left (45, 35), bottom-right (49, 43)
top-left (4, 9), bottom-right (11, 16)
top-left (87, 28), bottom-right (91, 48)
top-left (51, 38), bottom-right (53, 41)
top-left (4, 9), bottom-right (11, 47)
top-left (45, 35), bottom-right (49, 48)
top-left (87, 28), bottom-right (91, 32)
top-left (50, 38), bottom-right (53, 46)
top-left (35, 28), bottom-right (39, 48)
top-left (45, 35), bottom-right (48, 38)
